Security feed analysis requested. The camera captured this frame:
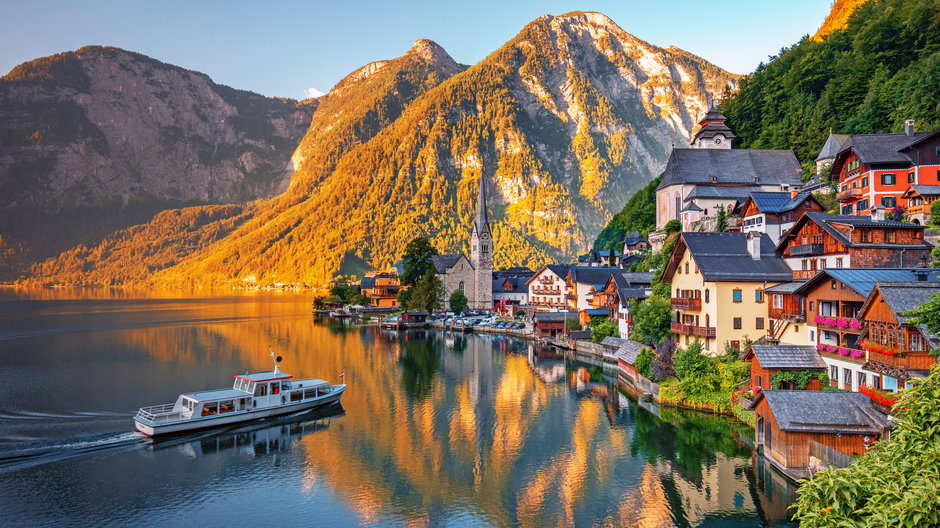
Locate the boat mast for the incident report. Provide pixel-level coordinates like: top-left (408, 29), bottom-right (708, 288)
top-left (269, 346), bottom-right (282, 376)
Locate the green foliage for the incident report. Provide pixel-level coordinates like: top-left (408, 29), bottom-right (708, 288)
top-left (630, 295), bottom-right (671, 345)
top-left (448, 289), bottom-right (469, 314)
top-left (515, 309), bottom-right (525, 317)
top-left (717, 361), bottom-right (751, 394)
top-left (663, 219), bottom-right (681, 234)
top-left (593, 176), bottom-right (660, 250)
top-left (674, 341), bottom-right (707, 379)
top-left (635, 348), bottom-right (654, 379)
top-left (770, 370), bottom-right (830, 390)
top-left (565, 317), bottom-right (580, 331)
top-left (719, 0), bottom-right (940, 163)
top-left (930, 201), bottom-right (940, 229)
top-left (397, 288), bottom-right (412, 310)
top-left (591, 318), bottom-right (619, 343)
top-left (794, 365), bottom-right (940, 527)
top-left (401, 237), bottom-right (439, 287)
top-left (407, 271), bottom-right (444, 313)
top-left (323, 294), bottom-right (343, 306)
top-left (714, 206), bottom-right (728, 232)
top-left (904, 291), bottom-right (940, 354)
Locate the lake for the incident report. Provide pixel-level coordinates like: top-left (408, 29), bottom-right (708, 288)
top-left (0, 291), bottom-right (797, 527)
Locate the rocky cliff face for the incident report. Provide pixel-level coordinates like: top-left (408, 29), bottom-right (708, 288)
top-left (24, 13), bottom-right (738, 286)
top-left (0, 46), bottom-right (314, 273)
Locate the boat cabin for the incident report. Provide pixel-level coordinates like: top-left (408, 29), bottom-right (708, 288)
top-left (169, 370), bottom-right (332, 418)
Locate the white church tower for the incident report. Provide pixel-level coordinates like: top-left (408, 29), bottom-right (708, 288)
top-left (469, 176), bottom-right (494, 310)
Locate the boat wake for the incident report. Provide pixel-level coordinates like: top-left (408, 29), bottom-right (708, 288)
top-left (0, 431), bottom-right (148, 474)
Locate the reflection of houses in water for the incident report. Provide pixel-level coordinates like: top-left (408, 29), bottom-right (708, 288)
top-left (657, 455), bottom-right (757, 526)
top-left (751, 453), bottom-right (801, 525)
top-left (526, 343), bottom-right (567, 383)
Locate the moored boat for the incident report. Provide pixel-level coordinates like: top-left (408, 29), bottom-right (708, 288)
top-left (134, 352), bottom-right (345, 437)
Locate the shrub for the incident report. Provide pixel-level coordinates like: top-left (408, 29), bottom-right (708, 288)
top-left (635, 348), bottom-right (654, 378)
top-left (651, 338), bottom-right (677, 381)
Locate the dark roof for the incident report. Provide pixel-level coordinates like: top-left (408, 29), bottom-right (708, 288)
top-left (680, 201), bottom-right (703, 213)
top-left (814, 133), bottom-right (850, 161)
top-left (693, 121), bottom-right (737, 141)
top-left (755, 391), bottom-right (888, 434)
top-left (495, 266), bottom-right (534, 277)
top-left (546, 264), bottom-right (571, 279)
top-left (764, 281), bottom-right (805, 294)
top-left (623, 232), bottom-right (648, 246)
top-left (870, 282), bottom-right (940, 350)
top-left (359, 276), bottom-right (376, 289)
top-left (615, 340), bottom-right (645, 364)
top-left (601, 337), bottom-right (627, 348)
top-left (667, 233), bottom-right (793, 282)
top-left (658, 149), bottom-right (801, 189)
top-left (617, 287), bottom-right (650, 306)
top-left (745, 192), bottom-right (817, 214)
top-left (570, 267), bottom-right (620, 285)
top-left (746, 345), bottom-right (826, 369)
top-left (779, 212), bottom-right (930, 253)
top-left (492, 277), bottom-right (527, 294)
top-left (684, 185), bottom-right (762, 201)
top-left (906, 185), bottom-right (940, 197)
top-left (569, 330), bottom-right (591, 340)
top-left (793, 268), bottom-right (940, 298)
top-left (431, 254), bottom-right (465, 274)
top-left (534, 311), bottom-right (576, 322)
top-left (619, 272), bottom-right (653, 284)
top-left (838, 132), bottom-right (929, 165)
top-left (698, 109), bottom-right (730, 124)
top-left (583, 308), bottom-right (608, 316)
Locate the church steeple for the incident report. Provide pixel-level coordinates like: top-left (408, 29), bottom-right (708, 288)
top-left (469, 175), bottom-right (493, 310)
top-left (472, 174), bottom-right (491, 237)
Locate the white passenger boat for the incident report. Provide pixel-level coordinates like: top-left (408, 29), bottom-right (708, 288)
top-left (134, 352), bottom-right (345, 437)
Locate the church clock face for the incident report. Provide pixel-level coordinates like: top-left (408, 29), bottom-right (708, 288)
top-left (482, 233), bottom-right (489, 239)
top-left (714, 136), bottom-right (723, 145)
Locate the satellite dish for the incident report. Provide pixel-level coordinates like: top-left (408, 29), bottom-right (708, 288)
top-left (276, 355), bottom-right (283, 363)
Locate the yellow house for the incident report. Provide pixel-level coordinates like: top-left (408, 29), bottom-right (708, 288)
top-left (662, 232), bottom-right (793, 355)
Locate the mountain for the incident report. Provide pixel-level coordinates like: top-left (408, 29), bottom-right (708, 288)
top-left (24, 12), bottom-right (738, 287)
top-left (0, 46), bottom-right (315, 276)
top-left (812, 0), bottom-right (871, 41)
top-left (719, 0), bottom-right (939, 163)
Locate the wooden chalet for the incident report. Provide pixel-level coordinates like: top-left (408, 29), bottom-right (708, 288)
top-left (901, 185), bottom-right (940, 225)
top-left (749, 390), bottom-right (888, 479)
top-left (743, 345), bottom-right (827, 391)
top-left (740, 191), bottom-right (825, 244)
top-left (533, 311), bottom-right (575, 338)
top-left (857, 281), bottom-right (940, 391)
top-left (776, 212), bottom-right (930, 279)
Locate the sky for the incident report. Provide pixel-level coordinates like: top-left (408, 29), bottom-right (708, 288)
top-left (0, 0), bottom-right (831, 99)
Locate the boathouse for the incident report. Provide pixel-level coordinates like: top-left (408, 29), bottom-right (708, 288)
top-left (742, 345), bottom-right (827, 391)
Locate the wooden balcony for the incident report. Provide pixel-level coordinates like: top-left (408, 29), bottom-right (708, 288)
top-left (818, 346), bottom-right (867, 365)
top-left (792, 270), bottom-right (820, 280)
top-left (670, 297), bottom-right (701, 311)
top-left (768, 306), bottom-right (805, 321)
top-left (671, 322), bottom-right (716, 338)
top-left (908, 204), bottom-right (926, 215)
top-left (789, 243), bottom-right (824, 256)
top-left (836, 188), bottom-right (864, 202)
top-left (867, 351), bottom-right (938, 372)
top-left (531, 287), bottom-right (561, 295)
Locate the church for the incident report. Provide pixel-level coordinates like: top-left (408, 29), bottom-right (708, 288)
top-left (432, 176), bottom-right (494, 311)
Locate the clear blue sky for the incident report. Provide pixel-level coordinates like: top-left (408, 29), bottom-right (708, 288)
top-left (1, 0), bottom-right (831, 99)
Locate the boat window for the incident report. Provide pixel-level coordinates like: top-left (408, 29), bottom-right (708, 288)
top-left (202, 403), bottom-right (218, 416)
top-left (271, 382), bottom-right (280, 395)
top-left (304, 389), bottom-right (315, 399)
top-left (255, 383), bottom-right (267, 397)
top-left (183, 399), bottom-right (195, 411)
top-left (290, 390), bottom-right (302, 402)
top-left (219, 400), bottom-right (234, 413)
top-left (281, 381), bottom-right (291, 391)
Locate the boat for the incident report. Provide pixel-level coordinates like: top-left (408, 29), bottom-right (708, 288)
top-left (329, 309), bottom-right (352, 317)
top-left (134, 351), bottom-right (346, 437)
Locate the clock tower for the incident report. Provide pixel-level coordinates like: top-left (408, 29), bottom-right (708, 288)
top-left (690, 106), bottom-right (735, 150)
top-left (470, 176), bottom-right (494, 310)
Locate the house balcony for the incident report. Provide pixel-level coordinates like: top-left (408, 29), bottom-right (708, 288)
top-left (531, 287), bottom-right (561, 295)
top-left (907, 204), bottom-right (926, 215)
top-left (789, 243), bottom-right (824, 256)
top-left (792, 270), bottom-right (820, 280)
top-left (671, 322), bottom-right (716, 338)
top-left (817, 345), bottom-right (867, 364)
top-left (768, 306), bottom-right (805, 321)
top-left (836, 188), bottom-right (864, 202)
top-left (670, 297), bottom-right (701, 311)
top-left (866, 351), bottom-right (938, 372)
top-left (812, 316), bottom-right (864, 331)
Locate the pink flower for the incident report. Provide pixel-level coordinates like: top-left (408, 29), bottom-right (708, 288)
top-left (849, 319), bottom-right (863, 330)
top-left (816, 344), bottom-right (825, 351)
top-left (814, 316), bottom-right (824, 324)
top-left (837, 318), bottom-right (848, 328)
top-left (826, 345), bottom-right (836, 353)
top-left (838, 347), bottom-right (849, 355)
top-left (850, 350), bottom-right (864, 357)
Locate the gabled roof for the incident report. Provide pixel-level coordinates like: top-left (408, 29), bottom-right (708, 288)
top-left (744, 345), bottom-right (826, 369)
top-left (904, 185), bottom-right (940, 197)
top-left (744, 191), bottom-right (821, 215)
top-left (752, 390), bottom-right (889, 434)
top-left (680, 201), bottom-right (703, 213)
top-left (569, 266), bottom-right (620, 285)
top-left (492, 277), bottom-right (527, 294)
top-left (583, 307), bottom-right (608, 316)
top-left (663, 233), bottom-right (792, 283)
top-left (793, 268), bottom-right (940, 298)
top-left (615, 340), bottom-right (645, 365)
top-left (601, 336), bottom-right (627, 348)
top-left (526, 264), bottom-right (572, 285)
top-left (814, 133), bottom-right (850, 162)
top-left (359, 276), bottom-right (376, 289)
top-left (431, 254), bottom-right (468, 274)
top-left (764, 281), bottom-right (806, 294)
top-left (658, 149), bottom-right (801, 189)
top-left (777, 212), bottom-right (930, 253)
top-left (534, 311), bottom-right (576, 322)
top-left (860, 281), bottom-right (940, 351)
top-left (835, 132), bottom-right (930, 166)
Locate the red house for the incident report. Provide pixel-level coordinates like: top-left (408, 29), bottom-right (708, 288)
top-left (743, 345), bottom-right (827, 391)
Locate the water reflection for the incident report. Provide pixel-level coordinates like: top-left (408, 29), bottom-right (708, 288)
top-left (0, 292), bottom-right (798, 526)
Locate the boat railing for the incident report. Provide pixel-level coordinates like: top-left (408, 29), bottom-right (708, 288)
top-left (136, 403), bottom-right (185, 423)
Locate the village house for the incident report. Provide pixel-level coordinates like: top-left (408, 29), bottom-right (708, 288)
top-left (610, 339), bottom-right (645, 383)
top-left (856, 281), bottom-right (940, 392)
top-left (742, 345), bottom-right (827, 391)
top-left (526, 264), bottom-right (570, 311)
top-left (576, 249), bottom-right (621, 267)
top-left (814, 131), bottom-right (850, 176)
top-left (358, 270), bottom-right (401, 308)
top-left (900, 185), bottom-right (940, 225)
top-left (749, 391), bottom-right (889, 479)
top-left (740, 192), bottom-right (825, 244)
top-left (830, 124), bottom-right (940, 216)
top-left (775, 212), bottom-right (931, 279)
top-left (662, 232), bottom-right (792, 354)
top-left (591, 271), bottom-right (653, 339)
top-left (533, 311), bottom-right (577, 338)
top-left (491, 267), bottom-right (534, 314)
top-left (622, 232), bottom-right (650, 255)
top-left (655, 110), bottom-right (802, 229)
top-left (566, 267), bottom-right (621, 311)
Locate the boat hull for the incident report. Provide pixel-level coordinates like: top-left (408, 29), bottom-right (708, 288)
top-left (135, 385), bottom-right (345, 437)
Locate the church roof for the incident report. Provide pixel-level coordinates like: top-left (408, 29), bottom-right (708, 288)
top-left (431, 254), bottom-right (467, 274)
top-left (657, 149), bottom-right (801, 190)
top-left (814, 132), bottom-right (850, 161)
top-left (472, 175), bottom-right (490, 237)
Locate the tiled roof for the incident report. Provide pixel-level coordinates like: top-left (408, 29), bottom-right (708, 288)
top-left (814, 133), bottom-right (850, 161)
top-left (786, 213), bottom-right (931, 252)
top-left (838, 132), bottom-right (929, 165)
top-left (764, 281), bottom-right (806, 294)
top-left (535, 311), bottom-right (576, 323)
top-left (569, 331), bottom-right (591, 340)
top-left (907, 185), bottom-right (940, 196)
top-left (492, 277), bottom-right (527, 294)
top-left (570, 267), bottom-right (620, 285)
top-left (793, 268), bottom-right (940, 297)
top-left (873, 282), bottom-right (940, 350)
top-left (601, 337), bottom-right (627, 348)
top-left (615, 340), bottom-right (645, 365)
top-left (746, 191), bottom-right (816, 214)
top-left (658, 149), bottom-right (801, 189)
top-left (684, 186), bottom-right (762, 201)
top-left (359, 276), bottom-right (376, 289)
top-left (747, 345), bottom-right (826, 369)
top-left (672, 233), bottom-right (793, 282)
top-left (431, 254), bottom-right (465, 274)
top-left (755, 390), bottom-right (889, 434)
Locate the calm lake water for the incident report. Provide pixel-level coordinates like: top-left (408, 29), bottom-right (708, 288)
top-left (0, 291), bottom-right (798, 527)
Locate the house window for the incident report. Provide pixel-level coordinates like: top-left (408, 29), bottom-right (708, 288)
top-left (684, 263), bottom-right (689, 274)
top-left (733, 317), bottom-right (742, 329)
top-left (857, 199), bottom-right (869, 212)
top-left (936, 147), bottom-right (940, 157)
top-left (857, 371), bottom-right (867, 388)
top-left (861, 176), bottom-right (869, 188)
top-left (881, 197), bottom-right (896, 208)
top-left (908, 171), bottom-right (915, 183)
top-left (836, 257), bottom-right (843, 268)
top-left (881, 173), bottom-right (896, 185)
top-left (831, 365), bottom-right (839, 382)
top-left (705, 289), bottom-right (710, 303)
top-left (801, 260), bottom-right (808, 271)
top-left (809, 301), bottom-right (814, 311)
top-left (732, 289), bottom-right (742, 303)
top-left (757, 375), bottom-right (763, 388)
top-left (911, 333), bottom-right (924, 351)
top-left (886, 231), bottom-right (895, 243)
top-left (756, 317), bottom-right (764, 330)
top-left (842, 204), bottom-right (853, 214)
top-left (755, 289), bottom-right (764, 303)
top-left (831, 280), bottom-right (837, 290)
top-left (860, 230), bottom-right (871, 243)
top-left (843, 368), bottom-right (852, 390)
top-left (773, 295), bottom-right (783, 309)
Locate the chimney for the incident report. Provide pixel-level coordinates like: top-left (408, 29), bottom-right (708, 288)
top-left (905, 119), bottom-right (915, 136)
top-left (871, 205), bottom-right (886, 221)
top-left (747, 231), bottom-right (761, 260)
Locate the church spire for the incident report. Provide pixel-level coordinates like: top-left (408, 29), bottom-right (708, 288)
top-left (473, 175), bottom-right (490, 236)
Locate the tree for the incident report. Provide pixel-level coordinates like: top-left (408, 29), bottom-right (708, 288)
top-left (397, 288), bottom-right (412, 310)
top-left (401, 237), bottom-right (439, 287)
top-left (663, 219), bottom-right (681, 234)
top-left (630, 296), bottom-right (671, 345)
top-left (350, 293), bottom-right (368, 306)
top-left (591, 319), bottom-right (619, 342)
top-left (651, 338), bottom-right (677, 381)
top-left (448, 289), bottom-right (468, 314)
top-left (714, 206), bottom-right (728, 232)
top-left (794, 365), bottom-right (940, 527)
top-left (409, 271), bottom-right (443, 313)
top-left (565, 317), bottom-right (580, 331)
top-left (324, 294), bottom-right (343, 307)
top-left (635, 348), bottom-right (654, 378)
top-left (904, 291), bottom-right (940, 354)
